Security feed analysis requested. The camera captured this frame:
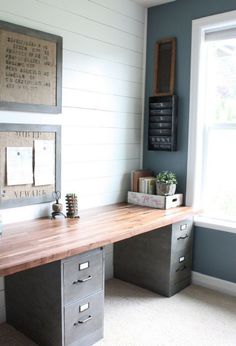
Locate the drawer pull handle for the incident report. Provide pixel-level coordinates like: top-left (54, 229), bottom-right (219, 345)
top-left (73, 275), bottom-right (92, 284)
top-left (177, 235), bottom-right (188, 240)
top-left (74, 315), bottom-right (92, 326)
top-left (176, 265), bottom-right (187, 272)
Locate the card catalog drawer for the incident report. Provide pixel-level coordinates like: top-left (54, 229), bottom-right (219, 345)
top-left (63, 249), bottom-right (103, 304)
top-left (172, 219), bottom-right (193, 252)
top-left (64, 291), bottom-right (104, 346)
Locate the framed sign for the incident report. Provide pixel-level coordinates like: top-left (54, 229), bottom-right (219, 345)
top-left (0, 20), bottom-right (62, 113)
top-left (0, 123), bottom-right (61, 209)
top-left (153, 37), bottom-right (176, 96)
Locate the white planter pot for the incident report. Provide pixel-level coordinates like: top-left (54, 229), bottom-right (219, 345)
top-left (156, 182), bottom-right (176, 196)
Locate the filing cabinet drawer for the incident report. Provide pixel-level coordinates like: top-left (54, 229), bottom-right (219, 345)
top-left (63, 249), bottom-right (103, 304)
top-left (171, 251), bottom-right (192, 284)
top-left (64, 291), bottom-right (104, 346)
top-left (172, 219), bottom-right (193, 252)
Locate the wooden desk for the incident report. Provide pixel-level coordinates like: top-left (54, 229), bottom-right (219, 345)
top-left (0, 203), bottom-right (196, 346)
top-left (0, 203), bottom-right (196, 276)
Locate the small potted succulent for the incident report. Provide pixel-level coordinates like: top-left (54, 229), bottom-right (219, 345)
top-left (156, 170), bottom-right (177, 196)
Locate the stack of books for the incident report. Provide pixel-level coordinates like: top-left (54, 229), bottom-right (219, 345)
top-left (139, 177), bottom-right (156, 194)
top-left (130, 169), bottom-right (154, 194)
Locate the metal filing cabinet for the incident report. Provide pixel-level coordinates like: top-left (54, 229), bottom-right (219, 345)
top-left (5, 248), bottom-right (104, 346)
top-left (114, 219), bottom-right (193, 297)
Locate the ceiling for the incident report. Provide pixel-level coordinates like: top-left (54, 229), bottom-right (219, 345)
top-left (133, 0), bottom-right (175, 8)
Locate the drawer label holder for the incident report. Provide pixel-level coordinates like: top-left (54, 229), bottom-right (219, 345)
top-left (79, 302), bottom-right (89, 312)
top-left (79, 261), bottom-right (89, 271)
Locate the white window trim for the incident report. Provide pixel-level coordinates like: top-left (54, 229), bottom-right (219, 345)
top-left (186, 10), bottom-right (236, 233)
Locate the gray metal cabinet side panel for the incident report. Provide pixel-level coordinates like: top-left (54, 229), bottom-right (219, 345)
top-left (5, 261), bottom-right (63, 346)
top-left (114, 219), bottom-right (193, 297)
top-left (114, 226), bottom-right (172, 294)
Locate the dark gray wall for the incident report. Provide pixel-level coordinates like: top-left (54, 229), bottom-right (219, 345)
top-left (193, 227), bottom-right (236, 283)
top-left (144, 0), bottom-right (236, 283)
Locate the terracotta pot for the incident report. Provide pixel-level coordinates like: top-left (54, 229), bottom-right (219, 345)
top-left (156, 182), bottom-right (176, 196)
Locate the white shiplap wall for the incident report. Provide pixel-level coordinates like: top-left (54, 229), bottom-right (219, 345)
top-left (0, 0), bottom-right (146, 322)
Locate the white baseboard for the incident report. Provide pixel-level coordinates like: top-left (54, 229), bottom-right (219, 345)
top-left (192, 271), bottom-right (236, 297)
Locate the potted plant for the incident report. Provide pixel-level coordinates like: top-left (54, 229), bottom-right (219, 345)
top-left (156, 171), bottom-right (177, 196)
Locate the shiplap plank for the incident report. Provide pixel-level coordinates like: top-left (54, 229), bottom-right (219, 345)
top-left (37, 0), bottom-right (145, 38)
top-left (63, 174), bottom-right (130, 196)
top-left (63, 51), bottom-right (143, 84)
top-left (89, 0), bottom-right (145, 23)
top-left (0, 112), bottom-right (61, 125)
top-left (63, 69), bottom-right (142, 99)
top-left (62, 31), bottom-right (143, 68)
top-left (61, 108), bottom-right (141, 129)
top-left (1, 0), bottom-right (143, 52)
top-left (62, 89), bottom-right (141, 114)
top-left (73, 190), bottom-right (128, 209)
top-left (62, 144), bottom-right (140, 162)
top-left (0, 11), bottom-right (143, 68)
top-left (2, 204), bottom-right (52, 225)
top-left (62, 159), bottom-right (140, 180)
top-left (62, 127), bottom-right (141, 145)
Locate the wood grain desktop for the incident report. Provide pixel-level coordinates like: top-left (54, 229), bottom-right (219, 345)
top-left (0, 203), bottom-right (196, 276)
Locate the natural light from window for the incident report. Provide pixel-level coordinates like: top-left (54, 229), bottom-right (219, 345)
top-left (202, 37), bottom-right (236, 222)
top-left (187, 11), bottom-right (236, 230)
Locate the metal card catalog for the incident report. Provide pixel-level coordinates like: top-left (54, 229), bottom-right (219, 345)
top-left (148, 95), bottom-right (178, 151)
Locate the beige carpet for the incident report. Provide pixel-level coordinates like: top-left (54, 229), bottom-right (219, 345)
top-left (0, 279), bottom-right (236, 346)
top-left (96, 279), bottom-right (236, 346)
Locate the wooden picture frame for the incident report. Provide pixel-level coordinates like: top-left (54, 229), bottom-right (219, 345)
top-left (0, 123), bottom-right (61, 209)
top-left (153, 37), bottom-right (176, 96)
top-left (0, 20), bottom-right (62, 113)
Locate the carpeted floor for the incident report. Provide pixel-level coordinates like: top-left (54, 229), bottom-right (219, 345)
top-left (0, 278), bottom-right (236, 346)
top-left (97, 279), bottom-right (236, 346)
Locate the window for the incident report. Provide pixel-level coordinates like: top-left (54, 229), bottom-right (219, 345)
top-left (187, 11), bottom-right (236, 228)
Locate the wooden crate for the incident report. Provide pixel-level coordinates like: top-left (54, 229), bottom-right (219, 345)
top-left (127, 191), bottom-right (183, 209)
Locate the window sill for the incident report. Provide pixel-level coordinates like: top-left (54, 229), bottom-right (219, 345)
top-left (194, 215), bottom-right (236, 234)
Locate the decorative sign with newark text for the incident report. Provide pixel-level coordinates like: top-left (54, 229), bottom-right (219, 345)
top-left (0, 124), bottom-right (61, 209)
top-left (0, 20), bottom-right (62, 113)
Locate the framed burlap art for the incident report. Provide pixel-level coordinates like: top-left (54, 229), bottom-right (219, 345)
top-left (0, 123), bottom-right (61, 209)
top-left (0, 20), bottom-right (62, 113)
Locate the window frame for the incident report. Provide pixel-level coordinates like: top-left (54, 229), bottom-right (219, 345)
top-left (186, 10), bottom-right (236, 233)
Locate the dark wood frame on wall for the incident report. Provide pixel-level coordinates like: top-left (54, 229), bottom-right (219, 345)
top-left (0, 20), bottom-right (62, 113)
top-left (0, 123), bottom-right (61, 209)
top-left (153, 37), bottom-right (176, 96)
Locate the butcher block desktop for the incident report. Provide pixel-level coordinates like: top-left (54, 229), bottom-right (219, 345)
top-left (0, 203), bottom-right (195, 276)
top-left (0, 203), bottom-right (197, 346)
